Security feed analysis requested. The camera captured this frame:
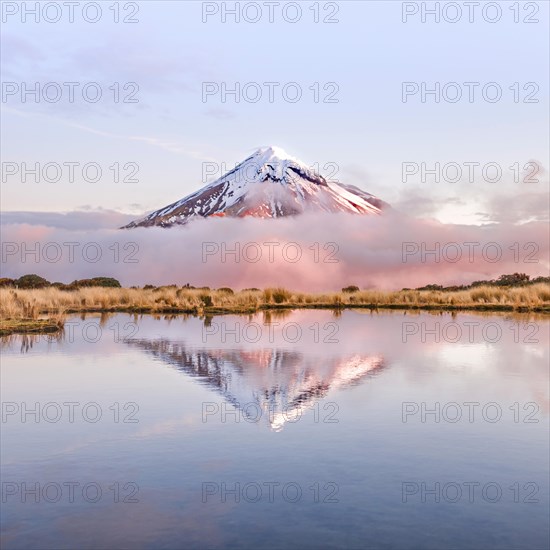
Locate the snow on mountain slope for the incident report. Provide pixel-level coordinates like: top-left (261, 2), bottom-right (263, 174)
top-left (123, 146), bottom-right (386, 228)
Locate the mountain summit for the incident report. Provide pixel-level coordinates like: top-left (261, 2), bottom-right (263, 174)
top-left (123, 146), bottom-right (385, 228)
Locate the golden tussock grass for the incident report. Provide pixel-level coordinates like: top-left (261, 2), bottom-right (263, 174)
top-left (1, 283), bottom-right (549, 327)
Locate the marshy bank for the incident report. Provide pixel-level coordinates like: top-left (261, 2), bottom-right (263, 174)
top-left (1, 283), bottom-right (549, 335)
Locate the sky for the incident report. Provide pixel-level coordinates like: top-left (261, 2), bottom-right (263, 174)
top-left (1, 0), bottom-right (548, 224)
top-left (0, 1), bottom-right (549, 288)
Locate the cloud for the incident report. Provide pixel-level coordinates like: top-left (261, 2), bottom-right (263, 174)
top-left (203, 108), bottom-right (235, 120)
top-left (1, 211), bottom-right (548, 290)
top-left (2, 108), bottom-right (213, 160)
top-left (1, 209), bottom-right (134, 230)
top-left (0, 32), bottom-right (214, 118)
top-left (392, 172), bottom-right (550, 225)
top-left (0, 33), bottom-right (45, 69)
top-left (479, 190), bottom-right (550, 224)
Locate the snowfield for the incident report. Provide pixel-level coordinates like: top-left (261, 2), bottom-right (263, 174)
top-left (123, 146), bottom-right (385, 228)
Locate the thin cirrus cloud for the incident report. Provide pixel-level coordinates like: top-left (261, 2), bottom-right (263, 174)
top-left (1, 32), bottom-right (211, 121)
top-left (2, 106), bottom-right (213, 160)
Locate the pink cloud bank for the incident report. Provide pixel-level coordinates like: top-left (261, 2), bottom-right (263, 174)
top-left (1, 211), bottom-right (548, 290)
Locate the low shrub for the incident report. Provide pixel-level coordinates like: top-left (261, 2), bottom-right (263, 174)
top-left (217, 287), bottom-right (234, 294)
top-left (342, 285), bottom-right (360, 293)
top-left (15, 274), bottom-right (50, 289)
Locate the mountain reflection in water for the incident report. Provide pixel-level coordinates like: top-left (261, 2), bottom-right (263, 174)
top-left (125, 338), bottom-right (386, 431)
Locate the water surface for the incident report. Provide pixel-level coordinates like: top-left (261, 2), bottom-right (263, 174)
top-left (1, 310), bottom-right (549, 549)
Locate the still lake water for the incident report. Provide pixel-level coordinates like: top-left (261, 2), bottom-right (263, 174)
top-left (1, 310), bottom-right (549, 550)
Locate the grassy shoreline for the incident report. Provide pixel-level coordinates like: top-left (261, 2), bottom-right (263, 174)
top-left (1, 284), bottom-right (549, 335)
top-left (0, 318), bottom-right (64, 337)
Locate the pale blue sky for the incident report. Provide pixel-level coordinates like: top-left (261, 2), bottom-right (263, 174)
top-left (1, 0), bottom-right (548, 224)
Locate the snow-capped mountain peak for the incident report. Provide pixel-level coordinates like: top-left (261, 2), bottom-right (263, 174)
top-left (249, 146), bottom-right (307, 182)
top-left (123, 146), bottom-right (386, 228)
top-left (206, 145), bottom-right (325, 188)
top-left (252, 145), bottom-right (299, 166)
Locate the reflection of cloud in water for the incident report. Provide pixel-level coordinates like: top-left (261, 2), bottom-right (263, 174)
top-left (125, 338), bottom-right (386, 431)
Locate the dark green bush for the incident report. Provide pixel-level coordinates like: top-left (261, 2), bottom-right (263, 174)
top-left (15, 274), bottom-right (50, 289)
top-left (217, 287), bottom-right (234, 294)
top-left (342, 285), bottom-right (360, 293)
top-left (89, 277), bottom-right (121, 288)
top-left (495, 273), bottom-right (530, 286)
top-left (415, 284), bottom-right (444, 291)
top-left (70, 277), bottom-right (121, 288)
top-left (415, 273), bottom-right (545, 292)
